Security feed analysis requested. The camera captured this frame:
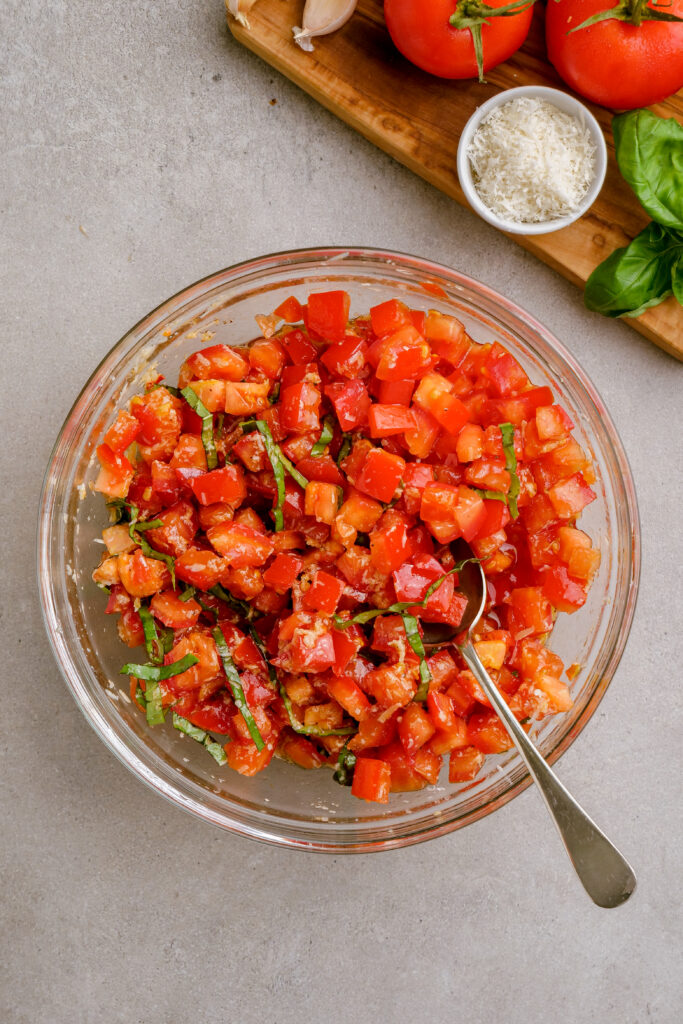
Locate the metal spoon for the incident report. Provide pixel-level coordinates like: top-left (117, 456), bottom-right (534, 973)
top-left (422, 539), bottom-right (636, 909)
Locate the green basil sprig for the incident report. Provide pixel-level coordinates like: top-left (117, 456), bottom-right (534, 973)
top-left (585, 110), bottom-right (683, 320)
top-left (212, 625), bottom-right (265, 751)
top-left (181, 386), bottom-right (218, 470)
top-left (333, 744), bottom-right (357, 786)
top-left (500, 423), bottom-right (520, 520)
top-left (401, 612), bottom-right (432, 701)
top-left (121, 652), bottom-right (199, 682)
top-left (336, 433), bottom-right (352, 465)
top-left (138, 605), bottom-right (173, 665)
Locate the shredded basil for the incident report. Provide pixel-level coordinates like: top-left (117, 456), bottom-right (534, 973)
top-left (333, 743), bottom-right (357, 786)
top-left (500, 422), bottom-right (520, 520)
top-left (401, 612), bottom-right (432, 702)
top-left (144, 679), bottom-right (165, 726)
top-left (337, 433), bottom-right (352, 464)
top-left (172, 712), bottom-right (228, 765)
top-left (178, 586), bottom-right (196, 603)
top-left (212, 626), bottom-right (265, 751)
top-left (473, 488), bottom-right (507, 504)
top-left (209, 583), bottom-right (255, 620)
top-left (120, 652), bottom-right (199, 682)
top-left (333, 559), bottom-right (476, 629)
top-left (134, 684), bottom-right (147, 712)
top-left (268, 382), bottom-right (280, 405)
top-left (148, 382), bottom-right (180, 398)
top-left (96, 582), bottom-right (111, 594)
top-left (180, 386), bottom-right (218, 470)
top-left (279, 451), bottom-right (308, 489)
top-left (310, 416), bottom-right (334, 457)
top-left (241, 419), bottom-right (286, 530)
top-left (106, 497), bottom-right (132, 525)
top-left (138, 605), bottom-right (173, 665)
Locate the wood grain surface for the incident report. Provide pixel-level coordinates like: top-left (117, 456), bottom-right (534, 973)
top-left (228, 0), bottom-right (683, 360)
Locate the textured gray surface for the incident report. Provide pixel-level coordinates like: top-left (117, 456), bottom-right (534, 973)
top-left (1, 2), bottom-right (682, 1022)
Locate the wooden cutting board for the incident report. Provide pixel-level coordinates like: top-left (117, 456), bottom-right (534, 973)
top-left (228, 1), bottom-right (683, 360)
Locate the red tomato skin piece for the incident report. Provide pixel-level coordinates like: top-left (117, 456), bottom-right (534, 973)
top-left (325, 380), bottom-right (372, 431)
top-left (190, 465), bottom-right (246, 507)
top-left (355, 448), bottom-right (406, 504)
top-left (367, 404), bottom-right (417, 437)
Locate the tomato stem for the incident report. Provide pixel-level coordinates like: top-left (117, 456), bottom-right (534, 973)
top-left (564, 0), bottom-right (683, 35)
top-left (449, 0), bottom-right (537, 83)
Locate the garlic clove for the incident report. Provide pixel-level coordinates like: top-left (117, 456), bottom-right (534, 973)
top-left (293, 0), bottom-right (357, 52)
top-left (226, 0), bottom-right (260, 29)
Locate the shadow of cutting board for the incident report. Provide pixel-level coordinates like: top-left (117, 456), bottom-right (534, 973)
top-left (228, 0), bottom-right (683, 360)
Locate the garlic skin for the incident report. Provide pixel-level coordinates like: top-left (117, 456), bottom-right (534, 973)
top-left (293, 0), bottom-right (357, 52)
top-left (226, 0), bottom-right (260, 29)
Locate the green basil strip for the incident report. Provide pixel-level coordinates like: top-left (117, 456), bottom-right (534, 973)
top-left (134, 684), bottom-right (147, 712)
top-left (96, 582), bottom-right (111, 594)
top-left (337, 433), bottom-right (352, 465)
top-left (333, 743), bottom-right (357, 786)
top-left (473, 488), bottom-right (507, 504)
top-left (138, 535), bottom-right (177, 589)
top-left (401, 612), bottom-right (432, 702)
top-left (172, 712), bottom-right (228, 766)
top-left (278, 451), bottom-right (308, 489)
top-left (178, 586), bottom-right (196, 603)
top-left (268, 382), bottom-right (280, 405)
top-left (247, 626), bottom-right (278, 692)
top-left (138, 605), bottom-right (165, 665)
top-left (144, 679), bottom-right (165, 726)
top-left (181, 386), bottom-right (218, 470)
top-left (212, 626), bottom-right (265, 751)
top-left (209, 583), bottom-right (255, 620)
top-left (148, 382), bottom-right (180, 398)
top-left (333, 559), bottom-right (477, 630)
top-left (106, 497), bottom-right (131, 524)
top-left (130, 518), bottom-right (163, 533)
top-left (310, 416), bottom-right (334, 457)
top-left (241, 419), bottom-right (286, 530)
top-left (120, 652), bottom-right (199, 681)
top-left (499, 423), bottom-right (520, 520)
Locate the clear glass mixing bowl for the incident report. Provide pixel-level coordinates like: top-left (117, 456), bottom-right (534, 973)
top-left (38, 248), bottom-right (640, 851)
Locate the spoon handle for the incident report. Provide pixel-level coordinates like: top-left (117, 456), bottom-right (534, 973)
top-left (459, 638), bottom-right (636, 908)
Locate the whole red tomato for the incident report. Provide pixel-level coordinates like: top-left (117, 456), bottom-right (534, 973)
top-left (546, 0), bottom-right (683, 109)
top-left (384, 0), bottom-right (535, 80)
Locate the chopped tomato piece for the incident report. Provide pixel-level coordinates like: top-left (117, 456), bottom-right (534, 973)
top-left (302, 570), bottom-right (345, 614)
top-left (94, 444), bottom-right (135, 498)
top-left (186, 344), bottom-right (248, 382)
top-left (306, 291), bottom-right (350, 343)
top-left (355, 448), bottom-right (405, 503)
top-left (190, 465), bottom-right (246, 507)
top-left (351, 758), bottom-right (391, 803)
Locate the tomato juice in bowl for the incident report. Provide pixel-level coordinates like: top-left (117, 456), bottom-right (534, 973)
top-left (38, 248), bottom-right (640, 851)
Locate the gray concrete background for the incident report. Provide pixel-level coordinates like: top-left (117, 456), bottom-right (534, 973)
top-left (2, 2), bottom-right (681, 1022)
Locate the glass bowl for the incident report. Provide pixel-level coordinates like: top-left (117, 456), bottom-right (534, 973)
top-left (38, 247), bottom-right (640, 852)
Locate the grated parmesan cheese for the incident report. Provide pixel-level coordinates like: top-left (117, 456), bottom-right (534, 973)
top-left (467, 97), bottom-right (596, 224)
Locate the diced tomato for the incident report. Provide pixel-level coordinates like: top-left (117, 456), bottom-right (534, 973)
top-left (175, 548), bottom-right (226, 589)
top-left (279, 381), bottom-right (321, 433)
top-left (249, 338), bottom-right (287, 379)
top-left (94, 444), bottom-right (135, 498)
top-left (547, 473), bottom-right (596, 520)
top-left (187, 379), bottom-right (225, 413)
top-left (348, 706), bottom-right (399, 752)
top-left (306, 291), bottom-right (350, 343)
top-left (226, 734), bottom-right (277, 777)
top-left (206, 522), bottom-right (274, 567)
top-left (326, 675), bottom-right (371, 720)
top-left (278, 732), bottom-right (325, 770)
top-left (150, 589), bottom-right (202, 629)
top-left (190, 465), bottom-right (246, 507)
top-left (103, 410), bottom-right (140, 453)
top-left (224, 381), bottom-right (270, 416)
top-left (320, 334), bottom-right (368, 378)
top-left (302, 570), bottom-right (345, 614)
top-left (506, 587), bottom-right (553, 638)
top-left (449, 746), bottom-right (485, 782)
top-left (263, 553), bottom-right (303, 593)
top-left (304, 481), bottom-right (339, 525)
top-left (274, 295), bottom-right (304, 324)
top-left (325, 379), bottom-right (371, 431)
top-left (467, 710), bottom-right (513, 754)
top-left (398, 703), bottom-right (435, 753)
top-left (375, 325), bottom-right (432, 382)
top-left (355, 447), bottom-right (405, 503)
top-left (369, 510), bottom-right (414, 574)
top-left (481, 342), bottom-right (529, 397)
top-left (370, 298), bottom-right (412, 336)
top-left (170, 434), bottom-right (207, 471)
top-left (541, 565), bottom-right (587, 613)
top-left (351, 757), bottom-right (391, 803)
top-left (404, 406), bottom-right (441, 459)
top-left (367, 403), bottom-right (417, 437)
top-left (378, 379), bottom-right (415, 406)
top-left (186, 344), bottom-right (248, 382)
top-left (118, 548), bottom-right (170, 597)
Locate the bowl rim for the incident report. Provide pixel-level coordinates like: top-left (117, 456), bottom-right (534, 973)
top-left (37, 245), bottom-right (641, 852)
top-left (456, 85), bottom-right (608, 236)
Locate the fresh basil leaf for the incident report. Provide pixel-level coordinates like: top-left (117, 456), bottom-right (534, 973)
top-left (584, 222), bottom-right (682, 318)
top-left (134, 684), bottom-right (147, 712)
top-left (310, 416), bottom-right (334, 457)
top-left (203, 739), bottom-right (228, 765)
top-left (268, 382), bottom-right (280, 405)
top-left (213, 626), bottom-right (265, 751)
top-left (499, 423), bottom-right (520, 519)
top-left (178, 586), bottom-right (196, 603)
top-left (209, 583), bottom-right (255, 620)
top-left (473, 488), bottom-right (507, 504)
top-left (672, 254), bottom-right (683, 306)
top-left (181, 386), bottom-right (218, 470)
top-left (613, 110), bottom-right (683, 231)
top-left (333, 743), bottom-right (357, 786)
top-left (337, 433), bottom-right (352, 465)
top-left (278, 451), bottom-right (308, 489)
top-left (138, 605), bottom-right (166, 665)
top-left (106, 497), bottom-right (131, 525)
top-left (120, 652), bottom-right (199, 682)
